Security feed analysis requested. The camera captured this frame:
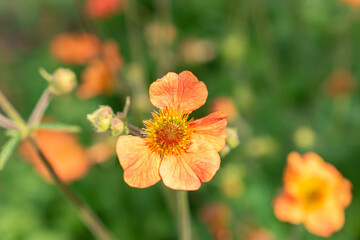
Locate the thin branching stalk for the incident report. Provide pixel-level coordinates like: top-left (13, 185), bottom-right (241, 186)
top-left (0, 113), bottom-right (19, 130)
top-left (122, 96), bottom-right (131, 117)
top-left (0, 90), bottom-right (27, 130)
top-left (127, 123), bottom-right (143, 137)
top-left (27, 138), bottom-right (117, 240)
top-left (176, 191), bottom-right (192, 240)
top-left (28, 89), bottom-right (52, 126)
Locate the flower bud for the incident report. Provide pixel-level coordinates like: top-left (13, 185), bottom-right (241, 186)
top-left (110, 117), bottom-right (124, 136)
top-left (220, 128), bottom-right (239, 157)
top-left (226, 127), bottom-right (239, 148)
top-left (87, 106), bottom-right (114, 132)
top-left (49, 68), bottom-right (77, 95)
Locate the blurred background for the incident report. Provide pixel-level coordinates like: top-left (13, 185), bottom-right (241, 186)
top-left (0, 0), bottom-right (360, 239)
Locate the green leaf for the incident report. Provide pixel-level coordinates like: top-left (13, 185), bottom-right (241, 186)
top-left (0, 135), bottom-right (20, 170)
top-left (37, 122), bottom-right (82, 133)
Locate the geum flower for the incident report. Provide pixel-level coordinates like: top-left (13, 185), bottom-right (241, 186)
top-left (116, 71), bottom-right (228, 190)
top-left (273, 152), bottom-right (352, 237)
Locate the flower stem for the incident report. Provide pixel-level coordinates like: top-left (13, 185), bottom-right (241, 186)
top-left (127, 123), bottom-right (143, 137)
top-left (0, 113), bottom-right (19, 130)
top-left (28, 89), bottom-right (52, 126)
top-left (176, 191), bottom-right (192, 240)
top-left (27, 138), bottom-right (117, 240)
top-left (0, 90), bottom-right (27, 130)
top-left (124, 0), bottom-right (150, 112)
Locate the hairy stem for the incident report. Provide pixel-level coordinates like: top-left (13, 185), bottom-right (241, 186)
top-left (127, 123), bottom-right (143, 137)
top-left (0, 113), bottom-right (19, 130)
top-left (28, 138), bottom-right (117, 240)
top-left (176, 191), bottom-right (192, 240)
top-left (28, 89), bottom-right (52, 126)
top-left (0, 90), bottom-right (27, 130)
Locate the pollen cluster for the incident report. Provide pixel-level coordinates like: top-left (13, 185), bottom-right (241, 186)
top-left (143, 109), bottom-right (193, 156)
top-left (299, 178), bottom-right (327, 210)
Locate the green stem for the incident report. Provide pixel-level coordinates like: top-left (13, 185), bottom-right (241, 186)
top-left (176, 191), bottom-right (192, 240)
top-left (124, 0), bottom-right (150, 112)
top-left (28, 89), bottom-right (52, 126)
top-left (0, 90), bottom-right (27, 130)
top-left (28, 138), bottom-right (117, 240)
top-left (155, 0), bottom-right (172, 76)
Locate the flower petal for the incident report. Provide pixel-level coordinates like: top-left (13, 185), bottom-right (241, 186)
top-left (304, 202), bottom-right (345, 238)
top-left (273, 191), bottom-right (304, 224)
top-left (159, 139), bottom-right (220, 190)
top-left (338, 178), bottom-right (352, 207)
top-left (189, 111), bottom-right (228, 152)
top-left (20, 129), bottom-right (89, 183)
top-left (149, 71), bottom-right (208, 113)
top-left (116, 135), bottom-right (161, 188)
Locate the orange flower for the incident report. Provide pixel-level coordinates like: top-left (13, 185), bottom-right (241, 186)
top-left (85, 0), bottom-right (126, 19)
top-left (76, 59), bottom-right (115, 99)
top-left (199, 203), bottom-right (232, 240)
top-left (340, 0), bottom-right (360, 6)
top-left (86, 139), bottom-right (115, 164)
top-left (76, 40), bottom-right (123, 99)
top-left (102, 40), bottom-right (124, 73)
top-left (210, 97), bottom-right (238, 122)
top-left (50, 33), bottom-right (100, 65)
top-left (324, 69), bottom-right (356, 97)
top-left (245, 228), bottom-right (274, 240)
top-left (273, 152), bottom-right (352, 237)
top-left (20, 129), bottom-right (90, 183)
top-left (116, 71), bottom-right (228, 190)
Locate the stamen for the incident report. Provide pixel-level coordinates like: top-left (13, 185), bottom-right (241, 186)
top-left (143, 109), bottom-right (193, 156)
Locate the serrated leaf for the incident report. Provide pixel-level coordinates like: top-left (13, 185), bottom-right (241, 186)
top-left (37, 122), bottom-right (82, 133)
top-left (0, 135), bottom-right (20, 170)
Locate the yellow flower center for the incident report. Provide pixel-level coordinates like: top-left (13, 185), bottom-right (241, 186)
top-left (299, 178), bottom-right (328, 210)
top-left (143, 109), bottom-right (193, 156)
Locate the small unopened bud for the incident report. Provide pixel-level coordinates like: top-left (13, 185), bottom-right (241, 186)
top-left (221, 128), bottom-right (240, 157)
top-left (226, 128), bottom-right (239, 148)
top-left (51, 68), bottom-right (77, 95)
top-left (40, 67), bottom-right (77, 95)
top-left (87, 106), bottom-right (114, 132)
top-left (110, 118), bottom-right (124, 136)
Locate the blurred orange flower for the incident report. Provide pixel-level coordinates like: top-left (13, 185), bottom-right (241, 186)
top-left (76, 40), bottom-right (123, 99)
top-left (199, 203), bottom-right (232, 240)
top-left (273, 152), bottom-right (352, 237)
top-left (116, 71), bottom-right (228, 190)
top-left (211, 97), bottom-right (238, 122)
top-left (85, 0), bottom-right (126, 19)
top-left (20, 128), bottom-right (90, 183)
top-left (102, 40), bottom-right (124, 73)
top-left (50, 33), bottom-right (100, 65)
top-left (324, 69), bottom-right (356, 97)
top-left (340, 0), bottom-right (360, 6)
top-left (77, 59), bottom-right (115, 99)
top-left (86, 139), bottom-right (115, 164)
top-left (245, 228), bottom-right (274, 240)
